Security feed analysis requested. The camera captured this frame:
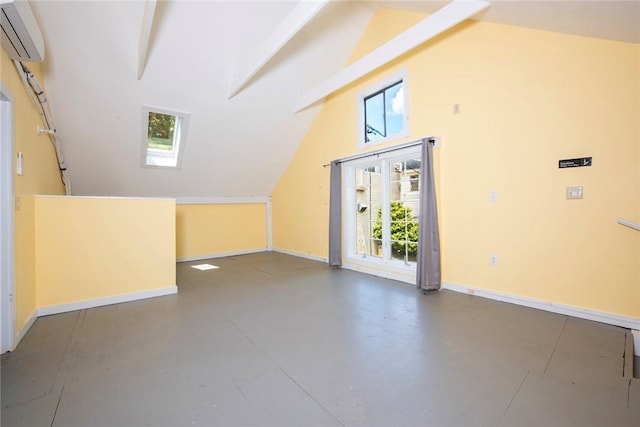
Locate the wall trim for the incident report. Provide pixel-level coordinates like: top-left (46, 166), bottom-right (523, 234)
top-left (176, 196), bottom-right (269, 205)
top-left (632, 330), bottom-right (640, 357)
top-left (272, 248), bottom-right (327, 263)
top-left (442, 281), bottom-right (640, 331)
top-left (13, 310), bottom-right (37, 351)
top-left (37, 286), bottom-right (178, 317)
top-left (0, 84), bottom-right (15, 354)
top-left (177, 248), bottom-right (267, 263)
top-left (266, 197), bottom-right (273, 250)
top-left (36, 195), bottom-right (175, 201)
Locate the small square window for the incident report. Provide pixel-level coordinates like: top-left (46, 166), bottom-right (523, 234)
top-left (358, 70), bottom-right (408, 148)
top-left (141, 106), bottom-right (190, 169)
top-left (364, 81), bottom-right (403, 143)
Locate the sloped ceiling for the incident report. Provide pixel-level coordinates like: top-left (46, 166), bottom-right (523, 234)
top-left (30, 0), bottom-right (375, 197)
top-left (377, 1), bottom-right (640, 44)
top-left (27, 0), bottom-right (640, 198)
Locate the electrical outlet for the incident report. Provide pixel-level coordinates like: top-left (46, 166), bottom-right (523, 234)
top-left (566, 186), bottom-right (583, 199)
top-left (490, 254), bottom-right (498, 266)
top-left (489, 191), bottom-right (497, 202)
top-left (17, 152), bottom-right (23, 176)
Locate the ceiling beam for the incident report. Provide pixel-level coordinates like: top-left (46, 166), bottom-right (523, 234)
top-left (293, 0), bottom-right (491, 112)
top-left (228, 0), bottom-right (331, 99)
top-left (137, 0), bottom-right (157, 80)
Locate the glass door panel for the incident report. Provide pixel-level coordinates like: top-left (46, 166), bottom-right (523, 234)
top-left (345, 146), bottom-right (422, 276)
top-left (388, 158), bottom-right (421, 263)
top-left (354, 165), bottom-right (382, 258)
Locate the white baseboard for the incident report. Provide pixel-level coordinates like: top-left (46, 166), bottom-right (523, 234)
top-left (37, 286), bottom-right (178, 317)
top-left (632, 330), bottom-right (640, 357)
top-left (271, 248), bottom-right (327, 263)
top-left (13, 310), bottom-right (37, 350)
top-left (177, 248), bottom-right (267, 263)
top-left (442, 281), bottom-right (640, 331)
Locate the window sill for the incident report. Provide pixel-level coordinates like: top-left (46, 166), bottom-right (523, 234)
top-left (344, 255), bottom-right (416, 285)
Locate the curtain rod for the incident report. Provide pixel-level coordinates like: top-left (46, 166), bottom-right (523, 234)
top-left (322, 137), bottom-right (438, 168)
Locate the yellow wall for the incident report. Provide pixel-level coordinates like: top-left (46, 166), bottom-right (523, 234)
top-left (176, 203), bottom-right (267, 259)
top-left (272, 9), bottom-right (640, 318)
top-left (35, 196), bottom-right (175, 308)
top-left (1, 50), bottom-right (66, 333)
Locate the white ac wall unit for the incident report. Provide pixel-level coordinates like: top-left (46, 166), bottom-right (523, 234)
top-left (0, 0), bottom-right (44, 62)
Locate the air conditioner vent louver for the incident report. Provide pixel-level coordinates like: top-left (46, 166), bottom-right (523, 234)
top-left (0, 0), bottom-right (44, 62)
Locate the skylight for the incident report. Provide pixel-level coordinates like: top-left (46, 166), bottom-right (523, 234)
top-left (141, 106), bottom-right (190, 169)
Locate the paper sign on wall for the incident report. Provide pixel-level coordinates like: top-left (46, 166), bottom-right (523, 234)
top-left (559, 157), bottom-right (592, 169)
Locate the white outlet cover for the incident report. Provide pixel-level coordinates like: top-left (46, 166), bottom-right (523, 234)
top-left (489, 191), bottom-right (497, 202)
top-left (17, 152), bottom-right (23, 176)
top-left (566, 186), bottom-right (583, 199)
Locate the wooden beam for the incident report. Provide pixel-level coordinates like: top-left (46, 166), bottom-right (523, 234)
top-left (137, 0), bottom-right (158, 80)
top-left (293, 0), bottom-right (491, 112)
top-left (228, 0), bottom-right (331, 99)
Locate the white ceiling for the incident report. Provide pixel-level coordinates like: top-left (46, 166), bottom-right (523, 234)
top-left (379, 1), bottom-right (640, 43)
top-left (26, 1), bottom-right (639, 198)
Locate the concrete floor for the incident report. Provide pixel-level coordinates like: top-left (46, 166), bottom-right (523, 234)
top-left (2, 252), bottom-right (639, 426)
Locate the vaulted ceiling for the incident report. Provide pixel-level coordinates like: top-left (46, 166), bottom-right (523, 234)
top-left (26, 0), bottom-right (639, 198)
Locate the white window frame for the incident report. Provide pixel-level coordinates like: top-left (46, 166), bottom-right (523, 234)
top-left (342, 144), bottom-right (421, 284)
top-left (356, 69), bottom-right (409, 149)
top-left (141, 106), bottom-right (190, 169)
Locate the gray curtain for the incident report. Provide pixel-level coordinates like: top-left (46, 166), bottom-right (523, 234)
top-left (416, 138), bottom-right (441, 291)
top-left (328, 160), bottom-right (342, 267)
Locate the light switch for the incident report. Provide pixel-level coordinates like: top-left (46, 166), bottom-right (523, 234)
top-left (16, 152), bottom-right (23, 176)
top-left (566, 186), bottom-right (583, 199)
top-left (489, 191), bottom-right (497, 202)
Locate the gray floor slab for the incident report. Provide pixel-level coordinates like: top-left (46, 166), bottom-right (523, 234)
top-left (2, 252), bottom-right (638, 426)
top-left (499, 372), bottom-right (639, 426)
top-left (543, 317), bottom-right (628, 385)
top-left (1, 311), bottom-right (78, 407)
top-left (0, 390), bottom-right (60, 427)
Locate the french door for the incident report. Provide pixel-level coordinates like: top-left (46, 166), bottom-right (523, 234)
top-left (343, 146), bottom-right (421, 282)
